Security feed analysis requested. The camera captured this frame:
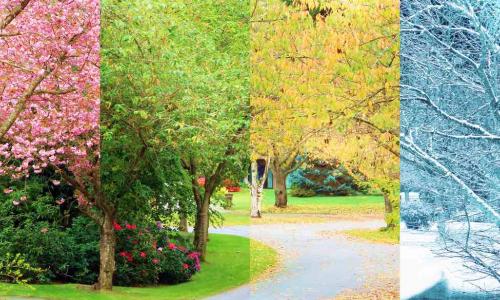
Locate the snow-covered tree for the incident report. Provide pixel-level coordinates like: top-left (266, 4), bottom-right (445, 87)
top-left (401, 0), bottom-right (499, 289)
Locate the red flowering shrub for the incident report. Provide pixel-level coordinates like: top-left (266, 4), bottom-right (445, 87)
top-left (223, 179), bottom-right (241, 192)
top-left (113, 221), bottom-right (200, 286)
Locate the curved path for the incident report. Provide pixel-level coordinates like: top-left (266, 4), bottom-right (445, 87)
top-left (208, 219), bottom-right (399, 300)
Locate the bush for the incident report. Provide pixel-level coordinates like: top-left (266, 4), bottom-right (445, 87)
top-left (114, 221), bottom-right (200, 286)
top-left (0, 253), bottom-right (43, 284)
top-left (157, 244), bottom-right (199, 284)
top-left (290, 187), bottom-right (316, 197)
top-left (288, 159), bottom-right (367, 196)
top-left (401, 200), bottom-right (433, 229)
top-left (0, 175), bottom-right (100, 284)
top-left (1, 175), bottom-right (199, 287)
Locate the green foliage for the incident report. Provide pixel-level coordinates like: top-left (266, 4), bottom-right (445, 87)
top-left (101, 0), bottom-right (196, 223)
top-left (0, 253), bottom-right (42, 284)
top-left (101, 0), bottom-right (249, 228)
top-left (290, 187), bottom-right (316, 197)
top-left (0, 175), bottom-right (100, 284)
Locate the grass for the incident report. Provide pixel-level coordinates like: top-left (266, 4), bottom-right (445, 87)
top-left (0, 234), bottom-right (277, 300)
top-left (220, 188), bottom-right (385, 226)
top-left (250, 239), bottom-right (278, 281)
top-left (341, 227), bottom-right (400, 244)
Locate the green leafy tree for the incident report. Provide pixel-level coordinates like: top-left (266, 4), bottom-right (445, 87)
top-left (102, 0), bottom-right (250, 261)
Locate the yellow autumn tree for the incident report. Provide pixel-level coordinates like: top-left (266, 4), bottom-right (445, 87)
top-left (315, 0), bottom-right (400, 228)
top-left (251, 0), bottom-right (336, 208)
top-left (251, 0), bottom-right (400, 227)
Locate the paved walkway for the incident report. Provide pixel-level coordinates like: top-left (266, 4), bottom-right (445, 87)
top-left (208, 219), bottom-right (399, 300)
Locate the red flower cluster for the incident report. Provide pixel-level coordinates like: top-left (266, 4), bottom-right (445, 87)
top-left (113, 221), bottom-right (122, 231)
top-left (113, 221), bottom-right (138, 231)
top-left (119, 251), bottom-right (133, 262)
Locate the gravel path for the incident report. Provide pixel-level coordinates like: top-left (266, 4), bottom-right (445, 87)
top-left (208, 219), bottom-right (399, 300)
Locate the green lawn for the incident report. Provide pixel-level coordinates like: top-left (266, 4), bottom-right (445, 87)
top-left (0, 234), bottom-right (277, 300)
top-left (221, 189), bottom-right (384, 226)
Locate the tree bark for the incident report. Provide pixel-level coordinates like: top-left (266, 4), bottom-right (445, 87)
top-left (96, 215), bottom-right (116, 290)
top-left (273, 169), bottom-right (288, 208)
top-left (193, 197), bottom-right (210, 261)
top-left (250, 187), bottom-right (262, 218)
top-left (250, 161), bottom-right (261, 218)
top-left (383, 192), bottom-right (397, 229)
top-left (179, 214), bottom-right (188, 232)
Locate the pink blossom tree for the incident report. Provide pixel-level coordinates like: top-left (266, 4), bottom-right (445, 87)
top-left (0, 0), bottom-right (113, 290)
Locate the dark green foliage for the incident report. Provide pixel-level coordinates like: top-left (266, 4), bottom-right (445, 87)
top-left (289, 160), bottom-right (366, 196)
top-left (0, 175), bottom-right (99, 284)
top-left (157, 249), bottom-right (197, 284)
top-left (0, 174), bottom-right (198, 286)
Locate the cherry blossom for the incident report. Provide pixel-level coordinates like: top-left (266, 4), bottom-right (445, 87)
top-left (0, 0), bottom-right (99, 188)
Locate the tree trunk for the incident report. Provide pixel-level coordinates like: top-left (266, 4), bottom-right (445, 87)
top-left (274, 170), bottom-right (288, 208)
top-left (193, 196), bottom-right (210, 261)
top-left (96, 215), bottom-right (116, 290)
top-left (250, 161), bottom-right (261, 218)
top-left (383, 192), bottom-right (397, 229)
top-left (250, 186), bottom-right (261, 218)
top-left (179, 214), bottom-right (188, 232)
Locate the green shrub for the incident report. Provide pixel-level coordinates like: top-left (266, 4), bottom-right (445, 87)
top-left (0, 217), bottom-right (99, 284)
top-left (290, 187), bottom-right (316, 197)
top-left (0, 253), bottom-right (43, 284)
top-left (0, 175), bottom-right (100, 284)
top-left (157, 246), bottom-right (199, 284)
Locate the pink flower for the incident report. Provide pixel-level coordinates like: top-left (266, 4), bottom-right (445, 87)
top-left (56, 198), bottom-right (65, 205)
top-left (168, 243), bottom-right (176, 250)
top-left (152, 258), bottom-right (160, 265)
top-left (140, 252), bottom-right (147, 258)
top-left (157, 247), bottom-right (163, 252)
top-left (3, 188), bottom-right (13, 194)
top-left (12, 200), bottom-right (20, 206)
top-left (182, 263), bottom-right (189, 270)
top-left (51, 180), bottom-right (61, 186)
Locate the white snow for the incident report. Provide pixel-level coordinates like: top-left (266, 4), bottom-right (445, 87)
top-left (400, 222), bottom-right (499, 299)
